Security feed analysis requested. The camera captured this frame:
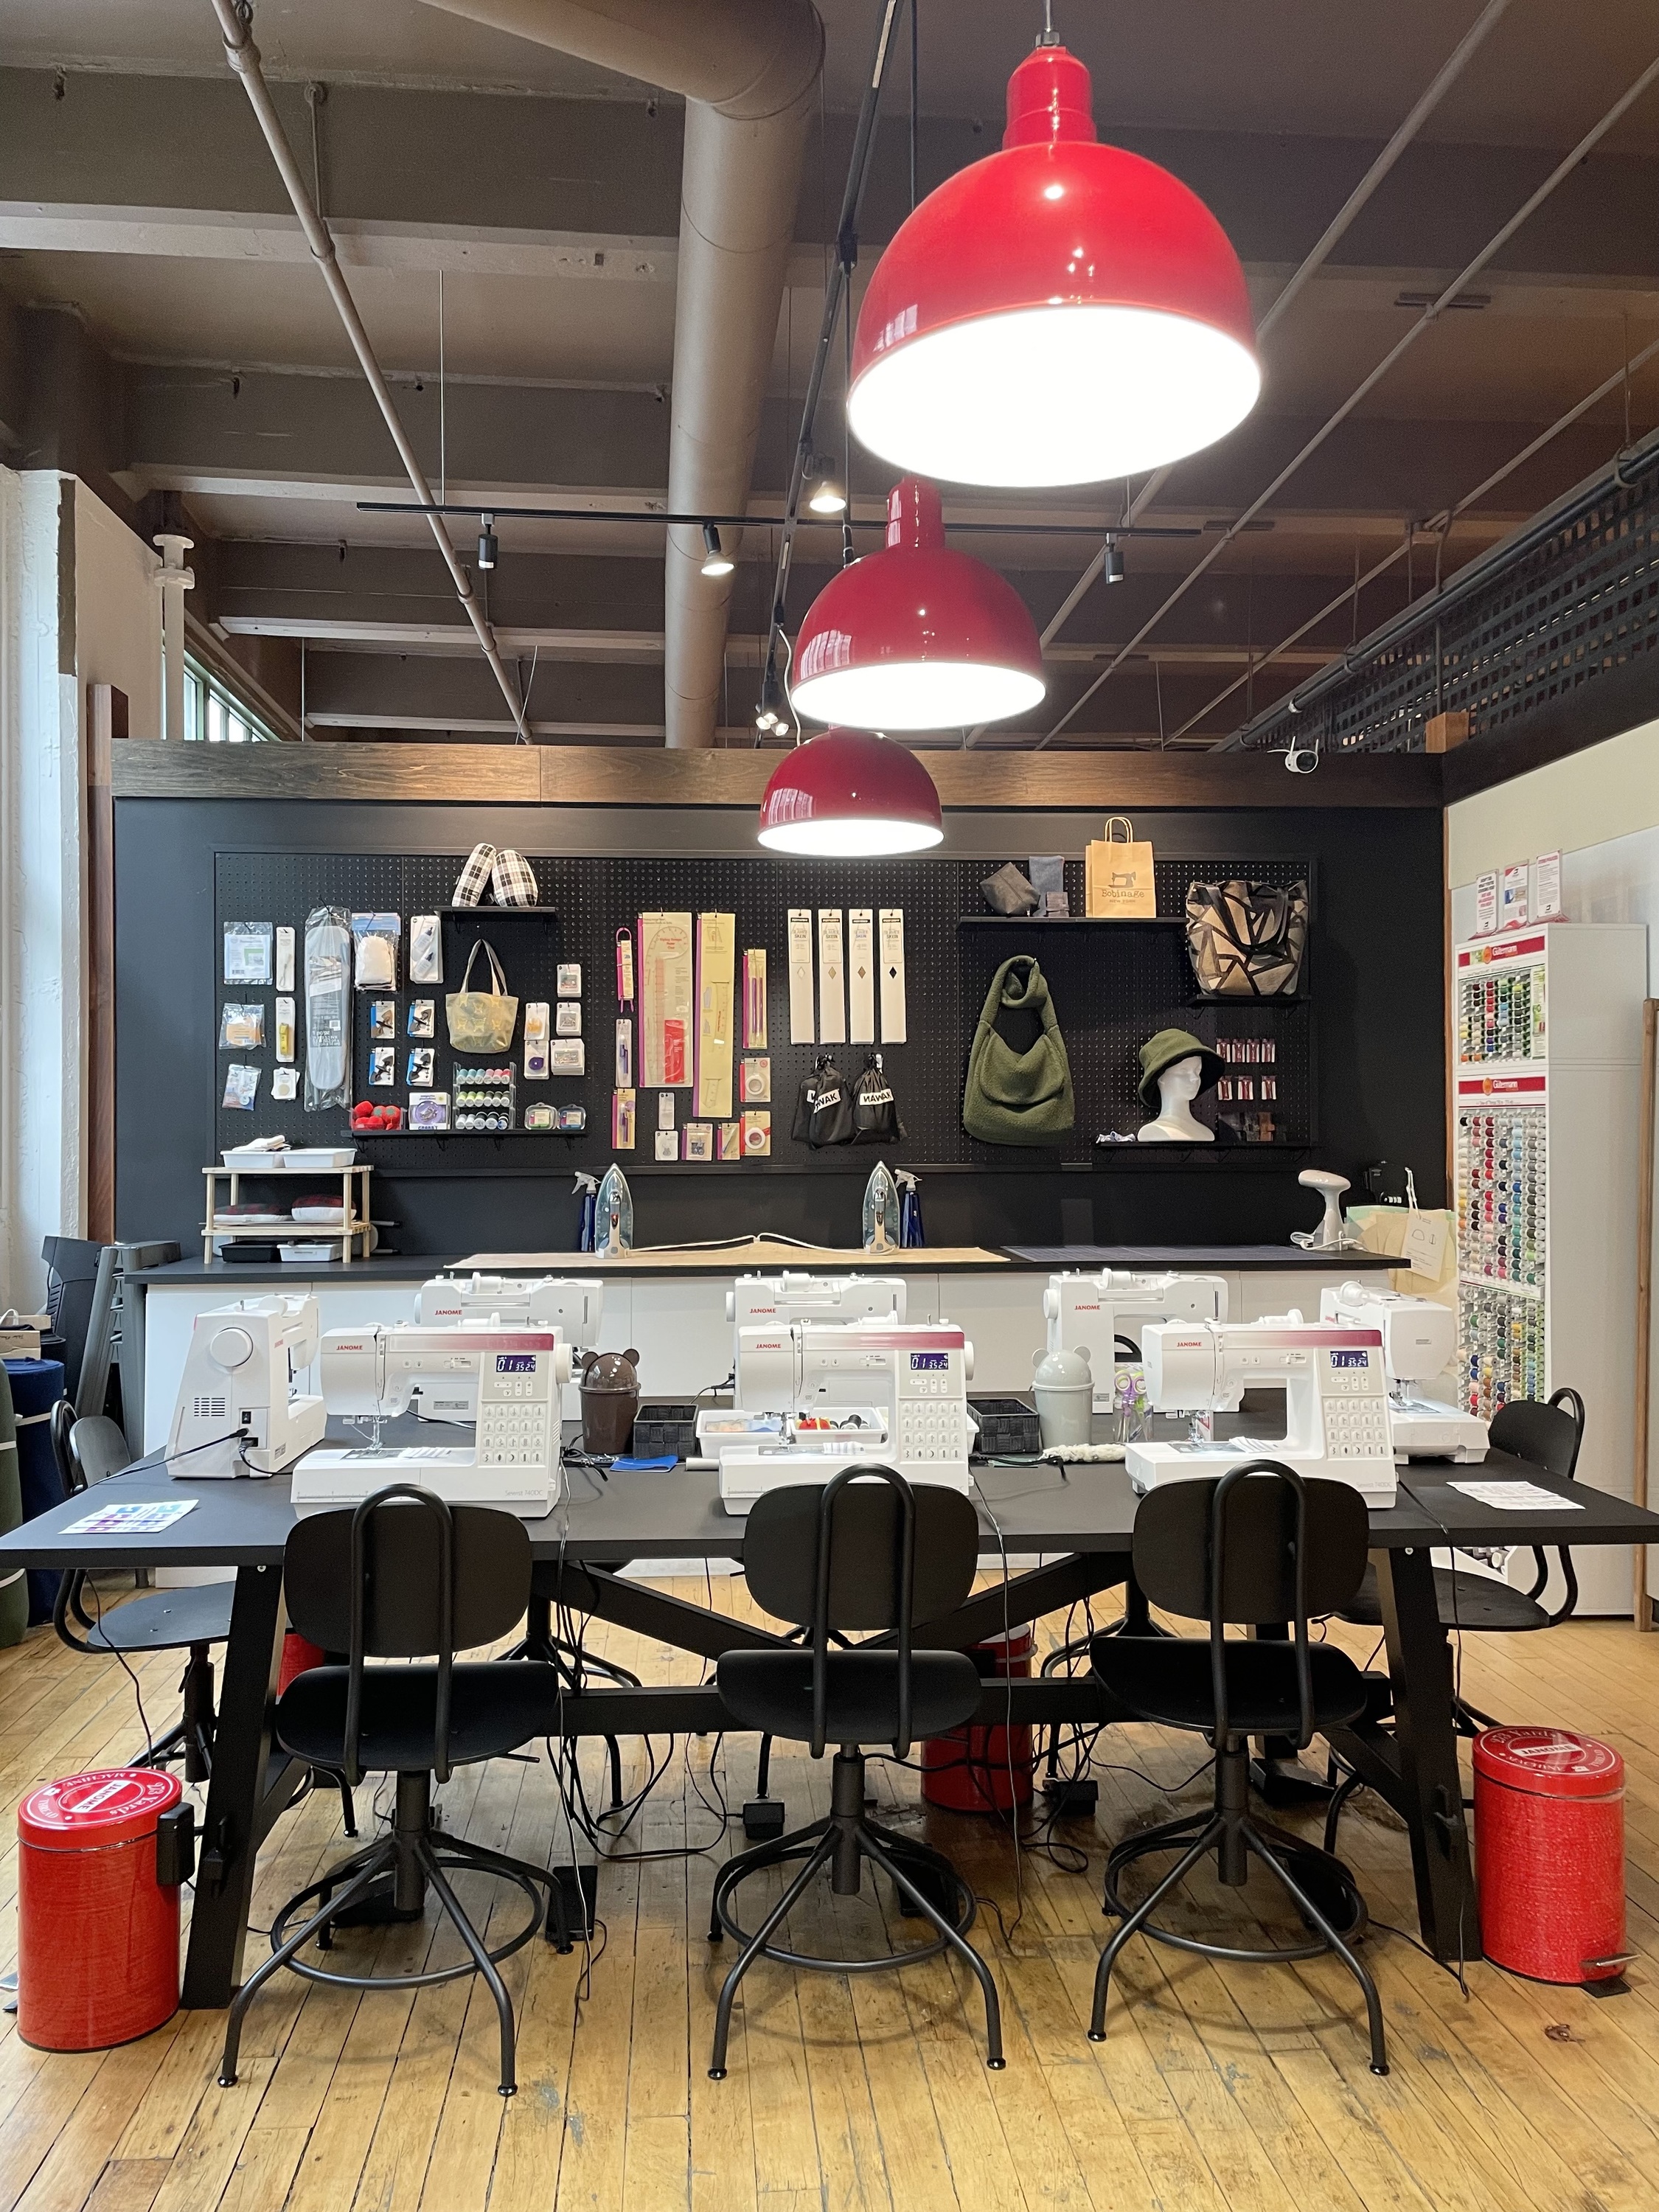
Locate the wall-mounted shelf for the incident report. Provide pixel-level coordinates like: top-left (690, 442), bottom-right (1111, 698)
top-left (958, 914), bottom-right (1186, 931)
top-left (439, 905), bottom-right (559, 917)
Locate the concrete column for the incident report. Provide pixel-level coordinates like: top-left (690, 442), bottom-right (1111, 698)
top-left (153, 531), bottom-right (195, 740)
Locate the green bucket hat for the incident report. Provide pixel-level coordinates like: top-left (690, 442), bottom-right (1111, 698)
top-left (1137, 1027), bottom-right (1224, 1110)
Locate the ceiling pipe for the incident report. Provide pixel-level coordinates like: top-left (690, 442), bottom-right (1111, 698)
top-left (417, 0), bottom-right (824, 748)
top-left (208, 0), bottom-right (533, 741)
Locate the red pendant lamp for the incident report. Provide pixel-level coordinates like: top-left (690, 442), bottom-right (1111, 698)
top-left (847, 39), bottom-right (1259, 489)
top-left (758, 729), bottom-right (944, 857)
top-left (790, 478), bottom-right (1045, 731)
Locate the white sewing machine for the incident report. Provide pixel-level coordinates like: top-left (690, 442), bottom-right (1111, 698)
top-left (291, 1323), bottom-right (573, 1517)
top-left (167, 1295), bottom-right (326, 1478)
top-left (1318, 1280), bottom-right (1485, 1461)
top-left (413, 1273), bottom-right (602, 1418)
top-left (1125, 1314), bottom-right (1399, 1506)
top-left (716, 1321), bottom-right (974, 1512)
top-left (1043, 1270), bottom-right (1229, 1410)
top-left (698, 1274), bottom-right (911, 1462)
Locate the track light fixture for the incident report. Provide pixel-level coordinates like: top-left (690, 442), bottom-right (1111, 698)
top-left (700, 522), bottom-right (734, 578)
top-left (477, 514), bottom-right (498, 571)
top-left (1104, 532), bottom-right (1126, 584)
top-left (806, 459), bottom-right (848, 515)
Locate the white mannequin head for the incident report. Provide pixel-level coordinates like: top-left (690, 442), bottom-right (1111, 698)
top-left (1138, 1054), bottom-right (1214, 1143)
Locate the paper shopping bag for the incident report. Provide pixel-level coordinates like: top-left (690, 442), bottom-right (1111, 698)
top-left (1085, 815), bottom-right (1156, 918)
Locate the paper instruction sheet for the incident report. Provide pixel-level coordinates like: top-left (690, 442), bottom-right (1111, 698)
top-left (787, 908), bottom-right (815, 1043)
top-left (879, 908), bottom-right (907, 1043)
top-left (848, 909), bottom-right (876, 1043)
top-left (817, 908), bottom-right (846, 1044)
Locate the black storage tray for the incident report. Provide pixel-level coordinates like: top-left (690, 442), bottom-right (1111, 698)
top-left (970, 1396), bottom-right (1043, 1457)
top-left (630, 1402), bottom-right (700, 1459)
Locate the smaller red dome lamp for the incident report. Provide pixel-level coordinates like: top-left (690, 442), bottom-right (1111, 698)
top-left (758, 729), bottom-right (944, 858)
top-left (847, 38), bottom-right (1259, 489)
top-left (789, 477), bottom-right (1045, 732)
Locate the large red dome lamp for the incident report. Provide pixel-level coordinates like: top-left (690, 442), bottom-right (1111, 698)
top-left (758, 729), bottom-right (944, 858)
top-left (790, 478), bottom-right (1045, 731)
top-left (847, 40), bottom-right (1259, 489)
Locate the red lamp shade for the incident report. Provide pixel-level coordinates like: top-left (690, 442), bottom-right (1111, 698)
top-left (790, 478), bottom-right (1045, 731)
top-left (848, 42), bottom-right (1259, 488)
top-left (758, 729), bottom-right (944, 857)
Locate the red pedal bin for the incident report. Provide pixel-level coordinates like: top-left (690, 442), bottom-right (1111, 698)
top-left (279, 1629), bottom-right (327, 1693)
top-left (18, 1769), bottom-right (186, 2049)
top-left (1474, 1728), bottom-right (1629, 1985)
top-left (922, 1628), bottom-right (1034, 1813)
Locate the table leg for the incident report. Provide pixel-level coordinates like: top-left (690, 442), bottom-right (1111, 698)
top-left (182, 1562), bottom-right (285, 2008)
top-left (1374, 1545), bottom-right (1478, 1964)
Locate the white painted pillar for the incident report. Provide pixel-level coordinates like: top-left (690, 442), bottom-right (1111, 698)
top-left (153, 531), bottom-right (195, 741)
top-left (0, 468), bottom-right (86, 1305)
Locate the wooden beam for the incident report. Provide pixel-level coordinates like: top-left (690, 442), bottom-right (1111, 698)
top-left (113, 740), bottom-right (1442, 810)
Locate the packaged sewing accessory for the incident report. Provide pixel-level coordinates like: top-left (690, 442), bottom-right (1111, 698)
top-left (742, 1109), bottom-right (771, 1157)
top-left (274, 924), bottom-right (296, 992)
top-left (369, 1000), bottom-right (397, 1041)
top-left (351, 912), bottom-right (400, 990)
top-left (658, 1091), bottom-right (676, 1131)
top-left (303, 905), bottom-right (352, 1111)
top-left (615, 928), bottom-right (636, 1008)
top-left (219, 1002), bottom-right (266, 1051)
top-left (612, 1090), bottom-right (636, 1147)
top-left (271, 1067), bottom-right (299, 1102)
top-left (654, 1129), bottom-right (678, 1161)
top-left (682, 1123), bottom-right (713, 1163)
top-left (557, 1105), bottom-right (587, 1133)
top-left (223, 1064), bottom-right (260, 1111)
top-left (524, 1001), bottom-right (550, 1080)
top-left (557, 962), bottom-right (582, 998)
top-left (407, 999), bottom-right (435, 1038)
top-left (555, 1002), bottom-right (582, 1036)
top-left (717, 1123), bottom-right (741, 1161)
top-left (525, 1103), bottom-right (555, 1131)
top-left (407, 1047), bottom-right (436, 1088)
top-left (409, 913), bottom-right (442, 983)
top-left (409, 1091), bottom-right (450, 1130)
top-left (274, 998), bottom-right (296, 1062)
top-left (741, 1055), bottom-right (771, 1104)
top-left (223, 922), bottom-right (274, 985)
top-left (368, 1046), bottom-right (396, 1088)
top-left (615, 1018), bottom-right (633, 1085)
top-left (743, 949), bottom-right (768, 1048)
top-left (549, 1038), bottom-right (585, 1075)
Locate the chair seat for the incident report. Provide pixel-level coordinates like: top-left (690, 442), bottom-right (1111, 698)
top-left (276, 1661), bottom-right (563, 1773)
top-left (1339, 1562), bottom-right (1550, 1633)
top-left (1090, 1634), bottom-right (1368, 1737)
top-left (83, 1581), bottom-right (234, 1655)
top-left (717, 1649), bottom-right (981, 1745)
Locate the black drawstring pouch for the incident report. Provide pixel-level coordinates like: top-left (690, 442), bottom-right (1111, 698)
top-left (793, 1055), bottom-right (854, 1147)
top-left (853, 1053), bottom-right (905, 1143)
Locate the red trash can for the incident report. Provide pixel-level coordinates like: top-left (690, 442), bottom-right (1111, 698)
top-left (18, 1769), bottom-right (185, 2049)
top-left (1474, 1727), bottom-right (1630, 1984)
top-left (922, 1628), bottom-right (1034, 1813)
top-left (279, 1629), bottom-right (327, 1693)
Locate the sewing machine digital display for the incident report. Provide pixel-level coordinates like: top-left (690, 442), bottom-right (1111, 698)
top-left (908, 1352), bottom-right (950, 1371)
top-left (1329, 1349), bottom-right (1371, 1369)
top-left (494, 1354), bottom-right (538, 1374)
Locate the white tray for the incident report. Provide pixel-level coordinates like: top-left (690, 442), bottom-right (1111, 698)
top-left (221, 1147), bottom-right (358, 1171)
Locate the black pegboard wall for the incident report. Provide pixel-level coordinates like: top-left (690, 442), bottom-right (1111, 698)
top-left (213, 850), bottom-right (1315, 1172)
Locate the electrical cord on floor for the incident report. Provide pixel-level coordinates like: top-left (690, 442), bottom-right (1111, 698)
top-left (83, 1576), bottom-right (156, 1761)
top-left (968, 1476), bottom-right (1028, 1948)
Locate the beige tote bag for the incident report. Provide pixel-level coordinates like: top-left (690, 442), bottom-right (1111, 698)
top-left (445, 939), bottom-right (519, 1051)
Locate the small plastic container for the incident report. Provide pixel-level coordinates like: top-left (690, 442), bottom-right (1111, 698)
top-left (18, 1768), bottom-right (187, 2049)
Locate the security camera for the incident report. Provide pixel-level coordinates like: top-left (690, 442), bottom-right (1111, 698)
top-left (1284, 741), bottom-right (1321, 775)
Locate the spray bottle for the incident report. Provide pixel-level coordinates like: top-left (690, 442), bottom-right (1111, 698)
top-left (896, 1167), bottom-right (926, 1249)
top-left (596, 1163), bottom-right (634, 1256)
top-left (862, 1160), bottom-right (899, 1253)
top-left (573, 1172), bottom-right (598, 1253)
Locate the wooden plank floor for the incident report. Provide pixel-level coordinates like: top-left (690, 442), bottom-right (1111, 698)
top-left (3, 1578), bottom-right (1658, 2212)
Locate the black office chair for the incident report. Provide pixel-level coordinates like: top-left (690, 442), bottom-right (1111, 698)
top-left (219, 1484), bottom-right (568, 2099)
top-left (706, 1465), bottom-right (1004, 2079)
top-left (1325, 1386), bottom-right (1586, 1848)
top-left (1088, 1461), bottom-right (1387, 2076)
top-left (52, 1415), bottom-right (229, 1778)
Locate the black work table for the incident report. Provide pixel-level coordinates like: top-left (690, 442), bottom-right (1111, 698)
top-left (5, 1444), bottom-right (1652, 2008)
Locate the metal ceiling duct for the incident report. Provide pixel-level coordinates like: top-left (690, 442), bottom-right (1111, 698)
top-left (419, 0), bottom-right (824, 749)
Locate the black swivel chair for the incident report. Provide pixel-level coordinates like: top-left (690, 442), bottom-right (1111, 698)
top-left (707, 1464), bottom-right (1004, 2079)
top-left (219, 1484), bottom-right (568, 2099)
top-left (1088, 1461), bottom-right (1387, 2076)
top-left (52, 1414), bottom-right (229, 1778)
top-left (1325, 1386), bottom-right (1586, 1846)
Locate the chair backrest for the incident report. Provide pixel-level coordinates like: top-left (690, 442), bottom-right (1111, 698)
top-left (68, 1414), bottom-right (133, 1489)
top-left (1132, 1462), bottom-right (1369, 1750)
top-left (1489, 1387), bottom-right (1587, 1623)
top-left (283, 1485), bottom-right (532, 1784)
top-left (50, 1399), bottom-right (80, 1495)
top-left (742, 1467), bottom-right (978, 1759)
top-left (1489, 1388), bottom-right (1584, 1481)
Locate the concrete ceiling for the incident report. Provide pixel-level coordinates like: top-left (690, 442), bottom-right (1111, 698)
top-left (1, 0), bottom-right (1657, 748)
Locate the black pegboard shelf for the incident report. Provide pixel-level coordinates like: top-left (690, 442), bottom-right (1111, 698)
top-left (958, 915), bottom-right (1186, 930)
top-left (1189, 992), bottom-right (1306, 1009)
top-left (439, 906), bottom-right (560, 917)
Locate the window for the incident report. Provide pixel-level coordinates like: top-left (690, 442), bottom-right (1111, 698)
top-left (181, 656), bottom-right (279, 743)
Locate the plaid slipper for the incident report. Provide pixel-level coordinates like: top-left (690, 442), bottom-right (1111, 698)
top-left (452, 841), bottom-right (496, 906)
top-left (491, 847), bottom-right (540, 906)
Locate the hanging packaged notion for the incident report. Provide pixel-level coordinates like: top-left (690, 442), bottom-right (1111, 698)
top-left (853, 1054), bottom-right (904, 1144)
top-left (1185, 879), bottom-right (1309, 998)
top-left (1085, 815), bottom-right (1156, 918)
